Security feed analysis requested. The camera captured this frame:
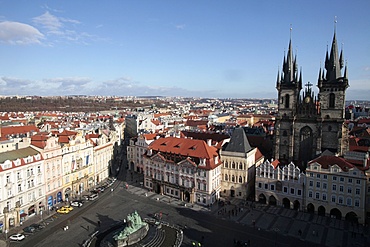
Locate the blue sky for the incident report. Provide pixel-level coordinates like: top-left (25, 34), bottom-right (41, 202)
top-left (0, 1), bottom-right (369, 100)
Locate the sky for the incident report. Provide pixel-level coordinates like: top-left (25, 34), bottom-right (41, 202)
top-left (0, 1), bottom-right (369, 100)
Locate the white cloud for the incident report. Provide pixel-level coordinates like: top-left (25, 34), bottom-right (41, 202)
top-left (32, 11), bottom-right (93, 45)
top-left (32, 11), bottom-right (62, 34)
top-left (175, 24), bottom-right (186, 30)
top-left (0, 21), bottom-right (44, 45)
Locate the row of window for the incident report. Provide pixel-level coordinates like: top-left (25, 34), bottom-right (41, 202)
top-left (258, 182), bottom-right (302, 196)
top-left (308, 180), bottom-right (361, 195)
top-left (224, 174), bottom-right (245, 183)
top-left (223, 161), bottom-right (247, 170)
top-left (308, 173), bottom-right (361, 184)
top-left (308, 191), bottom-right (360, 207)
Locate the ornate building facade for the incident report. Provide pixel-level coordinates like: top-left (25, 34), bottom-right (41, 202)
top-left (143, 136), bottom-right (222, 206)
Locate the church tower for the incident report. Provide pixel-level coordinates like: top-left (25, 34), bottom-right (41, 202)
top-left (317, 28), bottom-right (349, 154)
top-left (274, 25), bottom-right (348, 168)
top-left (274, 35), bottom-right (303, 165)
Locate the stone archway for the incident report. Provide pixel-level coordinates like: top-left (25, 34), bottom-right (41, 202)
top-left (293, 200), bottom-right (300, 210)
top-left (269, 195), bottom-right (277, 206)
top-left (282, 198), bottom-right (290, 209)
top-left (330, 208), bottom-right (342, 220)
top-left (345, 212), bottom-right (358, 224)
top-left (258, 194), bottom-right (266, 204)
top-left (307, 203), bottom-right (315, 214)
top-left (318, 206), bottom-right (326, 216)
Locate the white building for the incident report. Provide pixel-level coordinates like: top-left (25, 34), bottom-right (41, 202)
top-left (255, 160), bottom-right (306, 210)
top-left (0, 147), bottom-right (44, 232)
top-left (306, 154), bottom-right (367, 224)
top-left (127, 133), bottom-right (159, 173)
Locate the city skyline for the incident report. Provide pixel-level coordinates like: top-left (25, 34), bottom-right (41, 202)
top-left (0, 1), bottom-right (370, 100)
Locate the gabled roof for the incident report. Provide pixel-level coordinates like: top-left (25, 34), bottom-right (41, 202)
top-left (148, 136), bottom-right (219, 170)
top-left (31, 132), bottom-right (49, 149)
top-left (224, 127), bottom-right (252, 153)
top-left (309, 154), bottom-right (355, 172)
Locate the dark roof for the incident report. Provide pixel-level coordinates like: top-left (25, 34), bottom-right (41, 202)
top-left (224, 127), bottom-right (252, 153)
top-left (0, 147), bottom-right (40, 163)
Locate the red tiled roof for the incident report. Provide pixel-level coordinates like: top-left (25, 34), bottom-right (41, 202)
top-left (143, 133), bottom-right (158, 140)
top-left (1, 125), bottom-right (39, 136)
top-left (148, 136), bottom-right (220, 170)
top-left (309, 155), bottom-right (355, 172)
top-left (31, 132), bottom-right (49, 149)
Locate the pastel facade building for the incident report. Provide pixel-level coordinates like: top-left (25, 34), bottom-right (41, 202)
top-left (143, 136), bottom-right (222, 206)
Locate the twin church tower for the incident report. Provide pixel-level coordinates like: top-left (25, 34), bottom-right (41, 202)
top-left (273, 27), bottom-right (349, 168)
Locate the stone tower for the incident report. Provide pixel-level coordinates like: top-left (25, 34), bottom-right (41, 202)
top-left (274, 28), bottom-right (349, 168)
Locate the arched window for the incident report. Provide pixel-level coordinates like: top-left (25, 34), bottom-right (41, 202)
top-left (285, 94), bottom-right (290, 108)
top-left (239, 163), bottom-right (243, 170)
top-left (239, 176), bottom-right (243, 183)
top-left (329, 93), bottom-right (335, 108)
top-left (224, 161), bottom-right (228, 168)
top-left (232, 175), bottom-right (235, 182)
top-left (232, 162), bottom-right (236, 169)
top-left (283, 130), bottom-right (287, 136)
top-left (224, 174), bottom-right (228, 181)
top-left (300, 126), bottom-right (312, 142)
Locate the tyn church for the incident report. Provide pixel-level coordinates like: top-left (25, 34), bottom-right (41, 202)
top-left (273, 29), bottom-right (349, 168)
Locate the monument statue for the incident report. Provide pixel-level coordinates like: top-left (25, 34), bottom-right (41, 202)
top-left (113, 211), bottom-right (149, 246)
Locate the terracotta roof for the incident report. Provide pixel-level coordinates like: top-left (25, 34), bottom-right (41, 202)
top-left (31, 132), bottom-right (49, 149)
top-left (148, 136), bottom-right (220, 170)
top-left (151, 120), bottom-right (161, 126)
top-left (143, 133), bottom-right (158, 140)
top-left (1, 125), bottom-right (39, 137)
top-left (255, 148), bottom-right (264, 162)
top-left (186, 120), bottom-right (208, 127)
top-left (309, 155), bottom-right (355, 172)
top-left (270, 159), bottom-right (280, 169)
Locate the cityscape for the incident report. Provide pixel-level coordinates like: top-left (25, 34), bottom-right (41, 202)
top-left (1, 1), bottom-right (370, 247)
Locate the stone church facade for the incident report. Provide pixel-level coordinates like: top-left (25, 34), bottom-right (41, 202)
top-left (273, 30), bottom-right (349, 168)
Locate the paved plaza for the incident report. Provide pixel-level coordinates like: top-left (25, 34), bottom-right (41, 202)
top-left (126, 176), bottom-right (369, 247)
top-left (2, 171), bottom-right (369, 247)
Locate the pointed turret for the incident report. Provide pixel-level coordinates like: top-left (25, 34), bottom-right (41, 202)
top-left (282, 38), bottom-right (298, 85)
top-left (339, 48), bottom-right (344, 69)
top-left (344, 62), bottom-right (348, 79)
top-left (325, 31), bottom-right (342, 81)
